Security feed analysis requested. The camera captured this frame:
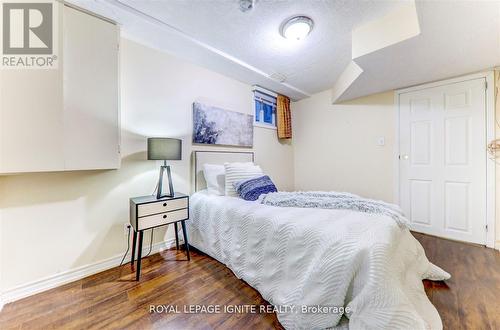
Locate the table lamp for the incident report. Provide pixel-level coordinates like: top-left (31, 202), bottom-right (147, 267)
top-left (147, 138), bottom-right (182, 199)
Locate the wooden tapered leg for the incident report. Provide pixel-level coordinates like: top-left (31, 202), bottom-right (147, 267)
top-left (136, 231), bottom-right (144, 281)
top-left (174, 222), bottom-right (180, 250)
top-left (181, 220), bottom-right (190, 261)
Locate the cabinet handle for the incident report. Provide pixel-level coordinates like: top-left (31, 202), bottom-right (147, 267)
top-left (163, 215), bottom-right (167, 219)
top-left (163, 203), bottom-right (167, 207)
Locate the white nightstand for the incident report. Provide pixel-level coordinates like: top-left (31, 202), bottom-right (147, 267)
top-left (129, 193), bottom-right (190, 280)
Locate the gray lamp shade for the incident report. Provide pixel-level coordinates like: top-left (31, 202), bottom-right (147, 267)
top-left (147, 138), bottom-right (182, 160)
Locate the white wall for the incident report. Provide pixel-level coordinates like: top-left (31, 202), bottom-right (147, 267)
top-left (0, 38), bottom-right (294, 293)
top-left (292, 90), bottom-right (395, 202)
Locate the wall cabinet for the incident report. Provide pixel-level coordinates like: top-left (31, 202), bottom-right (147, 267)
top-left (0, 4), bottom-right (120, 174)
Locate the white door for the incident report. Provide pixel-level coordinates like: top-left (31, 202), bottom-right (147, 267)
top-left (399, 78), bottom-right (487, 244)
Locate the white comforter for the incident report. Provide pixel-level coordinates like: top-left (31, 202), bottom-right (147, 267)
top-left (187, 191), bottom-right (450, 330)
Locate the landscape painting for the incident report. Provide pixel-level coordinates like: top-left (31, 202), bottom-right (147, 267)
top-left (192, 102), bottom-right (253, 147)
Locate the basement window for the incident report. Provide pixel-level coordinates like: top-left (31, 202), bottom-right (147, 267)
top-left (253, 86), bottom-right (277, 129)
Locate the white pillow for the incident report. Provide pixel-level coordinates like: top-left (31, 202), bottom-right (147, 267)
top-left (203, 164), bottom-right (225, 195)
top-left (224, 162), bottom-right (263, 197)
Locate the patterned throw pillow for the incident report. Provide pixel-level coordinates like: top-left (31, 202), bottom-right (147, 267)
top-left (234, 175), bottom-right (278, 201)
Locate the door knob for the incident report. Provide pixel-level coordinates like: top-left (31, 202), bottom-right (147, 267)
top-left (402, 155), bottom-right (409, 160)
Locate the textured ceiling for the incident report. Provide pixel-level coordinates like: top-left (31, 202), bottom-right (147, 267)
top-left (339, 0), bottom-right (500, 101)
top-left (119, 0), bottom-right (398, 95)
top-left (68, 0), bottom-right (500, 101)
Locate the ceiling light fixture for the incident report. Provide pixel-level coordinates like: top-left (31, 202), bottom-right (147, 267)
top-left (280, 16), bottom-right (314, 41)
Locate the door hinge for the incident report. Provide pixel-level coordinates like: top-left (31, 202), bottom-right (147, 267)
top-left (485, 81), bottom-right (488, 90)
top-left (486, 224), bottom-right (488, 231)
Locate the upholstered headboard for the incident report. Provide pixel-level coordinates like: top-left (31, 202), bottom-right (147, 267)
top-left (192, 151), bottom-right (254, 192)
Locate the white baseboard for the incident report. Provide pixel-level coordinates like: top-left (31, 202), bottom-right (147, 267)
top-left (0, 238), bottom-right (177, 309)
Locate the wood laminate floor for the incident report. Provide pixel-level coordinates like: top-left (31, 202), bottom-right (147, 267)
top-left (415, 232), bottom-right (500, 329)
top-left (1, 233), bottom-right (499, 329)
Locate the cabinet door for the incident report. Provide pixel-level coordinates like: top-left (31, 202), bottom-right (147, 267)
top-left (0, 3), bottom-right (64, 173)
top-left (63, 5), bottom-right (120, 170)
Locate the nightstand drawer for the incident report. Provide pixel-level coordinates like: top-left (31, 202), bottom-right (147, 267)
top-left (137, 198), bottom-right (188, 217)
top-left (138, 208), bottom-right (188, 230)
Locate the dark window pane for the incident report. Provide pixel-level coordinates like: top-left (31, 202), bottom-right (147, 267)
top-left (255, 100), bottom-right (261, 122)
top-left (264, 103), bottom-right (272, 123)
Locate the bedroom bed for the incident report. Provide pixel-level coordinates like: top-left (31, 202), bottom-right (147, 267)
top-left (187, 151), bottom-right (450, 330)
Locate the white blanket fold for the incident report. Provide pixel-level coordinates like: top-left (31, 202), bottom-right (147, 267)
top-left (187, 192), bottom-right (450, 330)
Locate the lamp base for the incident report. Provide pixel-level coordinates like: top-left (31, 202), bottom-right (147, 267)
top-left (156, 164), bottom-right (174, 199)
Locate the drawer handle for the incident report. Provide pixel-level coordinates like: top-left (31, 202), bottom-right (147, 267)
top-left (163, 203), bottom-right (167, 207)
top-left (163, 215), bottom-right (167, 219)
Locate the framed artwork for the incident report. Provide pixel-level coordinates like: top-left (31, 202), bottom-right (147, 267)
top-left (192, 102), bottom-right (253, 147)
